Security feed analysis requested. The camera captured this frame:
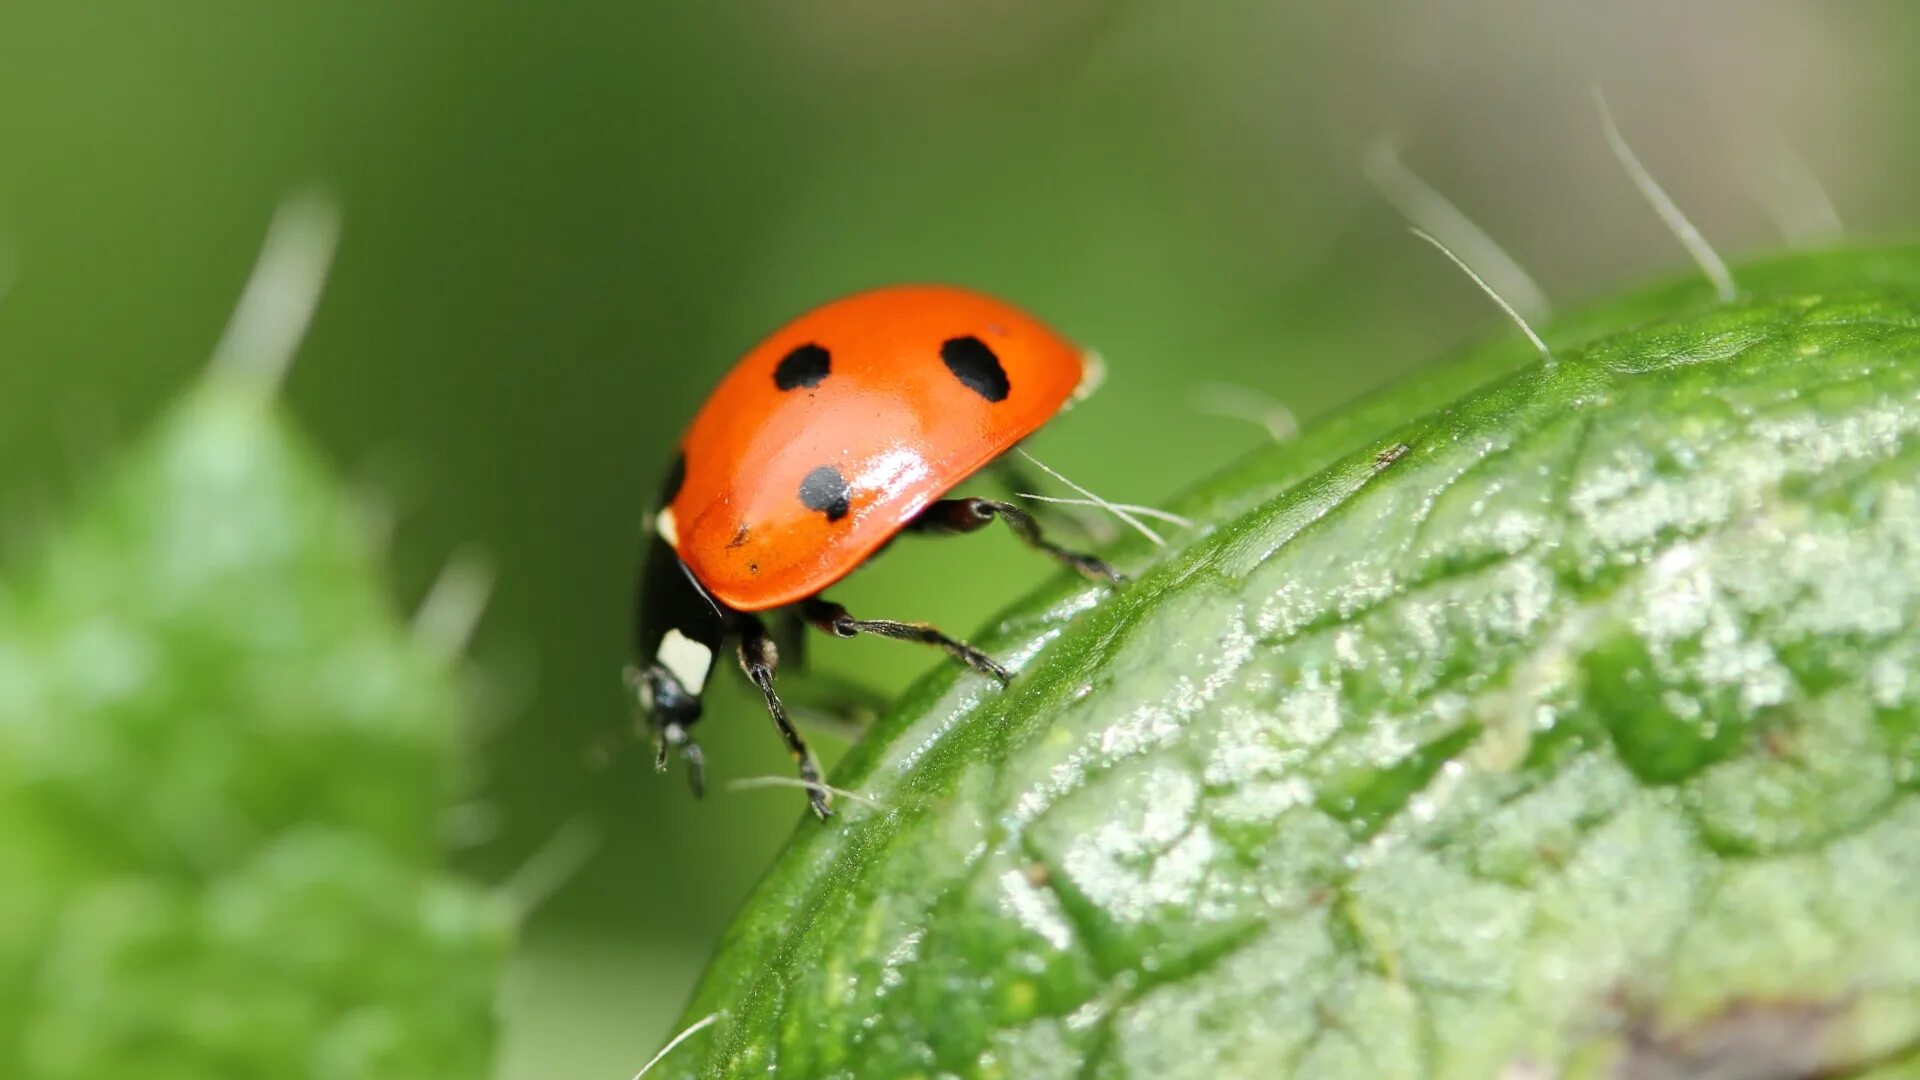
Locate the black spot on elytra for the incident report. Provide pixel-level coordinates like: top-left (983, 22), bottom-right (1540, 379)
top-left (774, 343), bottom-right (831, 390)
top-left (658, 452), bottom-right (686, 506)
top-left (798, 465), bottom-right (851, 522)
top-left (727, 526), bottom-right (750, 549)
top-left (940, 336), bottom-right (1010, 402)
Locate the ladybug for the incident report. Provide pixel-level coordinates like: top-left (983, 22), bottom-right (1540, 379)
top-left (630, 284), bottom-right (1120, 820)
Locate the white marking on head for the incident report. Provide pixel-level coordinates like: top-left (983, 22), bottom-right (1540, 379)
top-left (654, 506), bottom-right (679, 548)
top-left (658, 628), bottom-right (713, 692)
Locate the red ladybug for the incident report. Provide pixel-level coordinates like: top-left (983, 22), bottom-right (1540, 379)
top-left (631, 285), bottom-right (1119, 820)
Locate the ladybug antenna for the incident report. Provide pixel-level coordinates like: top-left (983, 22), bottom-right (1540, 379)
top-left (1017, 449), bottom-right (1168, 548)
top-left (1190, 382), bottom-right (1300, 444)
top-left (1593, 84), bottom-right (1736, 302)
top-left (1016, 493), bottom-right (1192, 529)
top-left (630, 1011), bottom-right (723, 1080)
top-left (1363, 137), bottom-right (1550, 323)
top-left (1409, 227), bottom-right (1554, 367)
top-left (726, 775), bottom-right (885, 810)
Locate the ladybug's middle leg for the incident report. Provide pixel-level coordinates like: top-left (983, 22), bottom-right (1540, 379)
top-left (908, 497), bottom-right (1122, 584)
top-left (737, 615), bottom-right (831, 821)
top-left (763, 608), bottom-right (888, 738)
top-left (800, 597), bottom-right (1012, 685)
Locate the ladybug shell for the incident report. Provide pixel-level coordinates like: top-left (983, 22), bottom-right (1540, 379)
top-left (660, 285), bottom-right (1095, 612)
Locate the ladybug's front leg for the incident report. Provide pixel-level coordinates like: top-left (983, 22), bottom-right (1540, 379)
top-left (630, 663), bottom-right (708, 799)
top-left (736, 615), bottom-right (832, 821)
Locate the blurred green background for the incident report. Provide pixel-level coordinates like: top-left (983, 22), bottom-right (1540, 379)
top-left (1, 3), bottom-right (1916, 1076)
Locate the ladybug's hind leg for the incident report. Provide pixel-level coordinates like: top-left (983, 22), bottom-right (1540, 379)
top-left (737, 615), bottom-right (832, 821)
top-left (909, 497), bottom-right (1122, 584)
top-left (800, 597), bottom-right (1012, 685)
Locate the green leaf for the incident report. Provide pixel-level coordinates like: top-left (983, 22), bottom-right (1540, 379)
top-left (0, 378), bottom-right (510, 1078)
top-left (667, 248), bottom-right (1920, 1078)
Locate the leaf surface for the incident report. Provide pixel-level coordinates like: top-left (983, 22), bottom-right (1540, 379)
top-left (672, 249), bottom-right (1920, 1079)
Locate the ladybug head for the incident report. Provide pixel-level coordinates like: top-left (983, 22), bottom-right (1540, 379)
top-left (631, 661), bottom-right (706, 798)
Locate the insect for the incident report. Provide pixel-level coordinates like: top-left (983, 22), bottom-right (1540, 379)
top-left (630, 284), bottom-right (1121, 820)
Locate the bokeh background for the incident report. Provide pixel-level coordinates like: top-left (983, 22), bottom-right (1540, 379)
top-left (2, 3), bottom-right (1916, 1076)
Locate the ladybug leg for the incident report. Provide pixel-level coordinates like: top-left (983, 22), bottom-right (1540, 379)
top-left (663, 727), bottom-right (705, 798)
top-left (800, 597), bottom-right (1013, 685)
top-left (737, 615), bottom-right (832, 821)
top-left (910, 497), bottom-right (1123, 584)
top-left (758, 608), bottom-right (877, 733)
